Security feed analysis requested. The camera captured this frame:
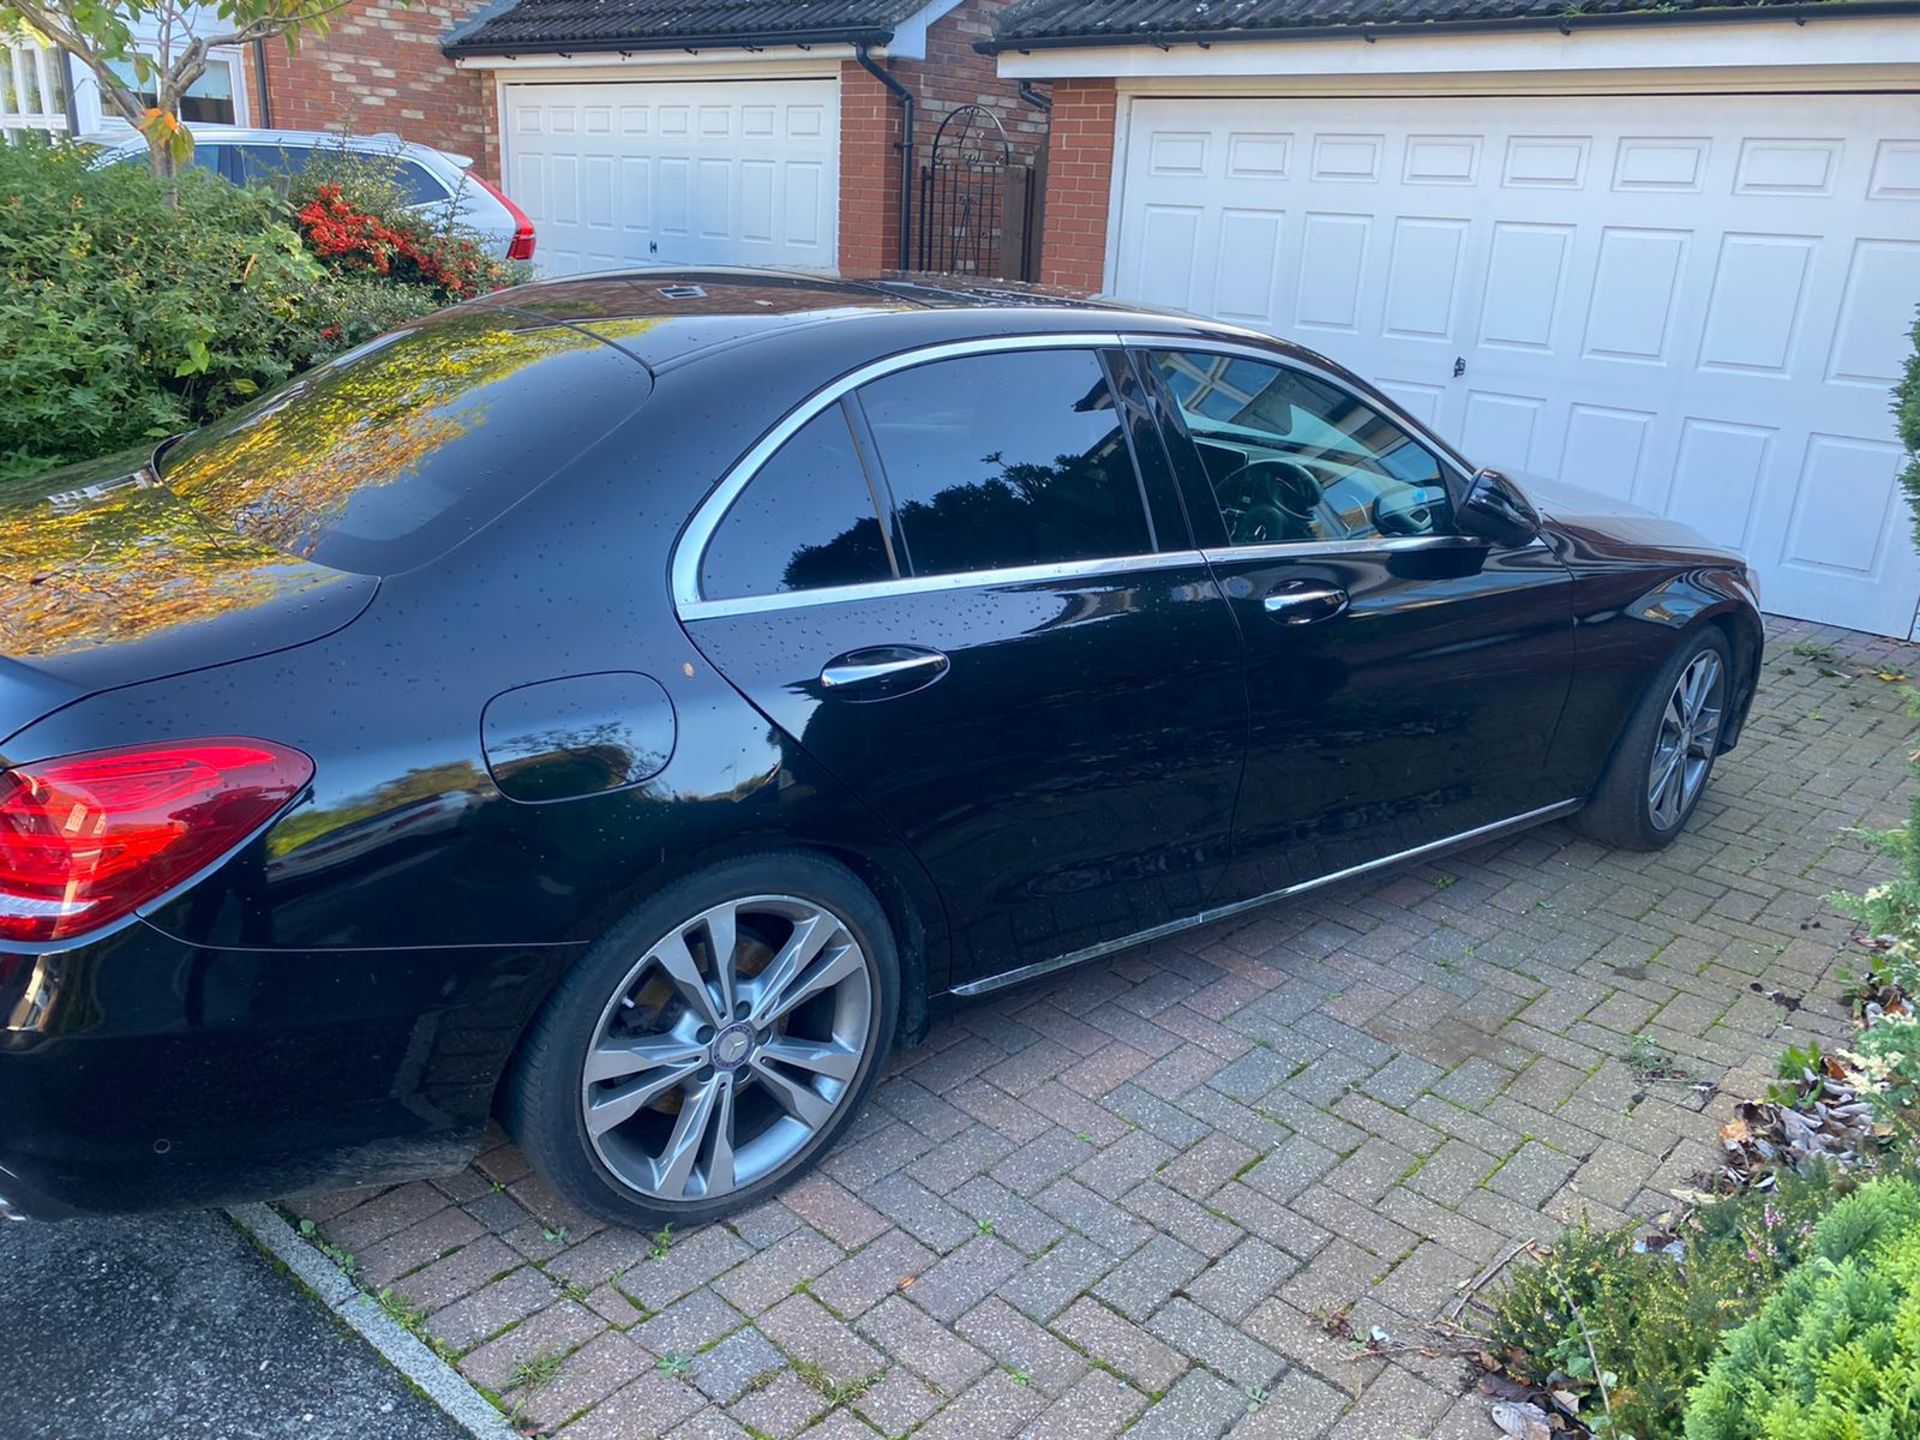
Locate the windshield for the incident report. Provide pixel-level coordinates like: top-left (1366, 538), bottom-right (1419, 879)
top-left (160, 308), bottom-right (651, 575)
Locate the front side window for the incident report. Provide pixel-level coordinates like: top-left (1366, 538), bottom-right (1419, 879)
top-left (855, 348), bottom-right (1152, 577)
top-left (701, 404), bottom-right (893, 600)
top-left (1150, 350), bottom-right (1453, 547)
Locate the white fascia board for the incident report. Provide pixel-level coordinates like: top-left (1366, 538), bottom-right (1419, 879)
top-left (993, 16), bottom-right (1920, 82)
top-left (889, 0), bottom-right (968, 59)
top-left (456, 45), bottom-right (861, 74)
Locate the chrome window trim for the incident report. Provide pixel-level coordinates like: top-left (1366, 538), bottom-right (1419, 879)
top-left (949, 797), bottom-right (1583, 998)
top-left (1200, 534), bottom-right (1486, 564)
top-left (678, 548), bottom-right (1209, 621)
top-left (671, 331), bottom-right (1129, 616)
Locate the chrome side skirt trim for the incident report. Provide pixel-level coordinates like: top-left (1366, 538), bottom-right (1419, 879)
top-left (948, 798), bottom-right (1582, 998)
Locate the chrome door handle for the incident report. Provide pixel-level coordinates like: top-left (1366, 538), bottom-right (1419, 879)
top-left (819, 646), bottom-right (950, 696)
top-left (1262, 581), bottom-right (1349, 624)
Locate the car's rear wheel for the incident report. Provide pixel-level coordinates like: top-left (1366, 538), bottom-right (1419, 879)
top-left (1574, 626), bottom-right (1731, 851)
top-left (505, 853), bottom-right (898, 1228)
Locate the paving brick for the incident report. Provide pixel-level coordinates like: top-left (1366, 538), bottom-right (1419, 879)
top-left (780, 1175), bottom-right (891, 1250)
top-left (1186, 1239), bottom-right (1300, 1324)
top-left (856, 1294), bottom-right (992, 1392)
top-left (909, 1234), bottom-right (1024, 1323)
top-left (725, 1369), bottom-right (827, 1440)
top-left (392, 1235), bottom-right (521, 1313)
top-left (1033, 1177), bottom-right (1152, 1257)
top-left (459, 1300), bottom-right (605, 1391)
top-left (689, 1326), bottom-right (786, 1404)
top-left (1146, 1297), bottom-right (1286, 1388)
top-left (620, 1227), bottom-right (754, 1313)
top-left (560, 1373), bottom-right (706, 1440)
top-left (637, 1289), bottom-right (746, 1360)
top-left (1230, 1370), bottom-right (1350, 1440)
top-left (712, 1228), bottom-right (843, 1315)
top-left (809, 1227), bottom-right (936, 1319)
top-left (865, 1172), bottom-right (979, 1253)
top-left (853, 1367), bottom-right (944, 1437)
top-left (355, 1206), bottom-right (486, 1288)
top-left (1018, 1367), bottom-right (1148, 1440)
top-left (1092, 1234), bottom-right (1208, 1321)
top-left (1128, 1369), bottom-right (1250, 1440)
top-left (950, 1177), bottom-right (1070, 1257)
top-left (759, 1293), bottom-right (885, 1387)
top-left (955, 1296), bottom-right (1089, 1397)
top-left (911, 1369), bottom-right (1049, 1440)
top-left (999, 1235), bottom-right (1119, 1323)
top-left (519, 1331), bottom-right (650, 1432)
top-left (1051, 1296), bottom-right (1187, 1393)
top-left (426, 1265), bottom-right (561, 1352)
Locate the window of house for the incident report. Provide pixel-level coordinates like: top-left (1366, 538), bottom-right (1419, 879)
top-left (854, 349), bottom-right (1152, 578)
top-left (105, 56), bottom-right (235, 125)
top-left (1149, 350), bottom-right (1454, 546)
top-left (701, 404), bottom-right (894, 600)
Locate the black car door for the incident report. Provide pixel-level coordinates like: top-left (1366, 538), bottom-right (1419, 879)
top-left (1135, 343), bottom-right (1577, 902)
top-left (676, 338), bottom-right (1247, 991)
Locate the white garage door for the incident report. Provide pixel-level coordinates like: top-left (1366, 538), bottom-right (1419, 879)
top-left (501, 78), bottom-right (839, 276)
top-left (1112, 93), bottom-right (1920, 635)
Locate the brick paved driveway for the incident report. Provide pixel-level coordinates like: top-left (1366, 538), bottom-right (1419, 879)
top-left (295, 617), bottom-right (1915, 1440)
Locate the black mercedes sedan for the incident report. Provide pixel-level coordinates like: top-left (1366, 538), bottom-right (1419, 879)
top-left (0, 272), bottom-right (1760, 1227)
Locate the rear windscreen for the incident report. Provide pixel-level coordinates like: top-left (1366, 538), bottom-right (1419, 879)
top-left (159, 308), bottom-right (650, 576)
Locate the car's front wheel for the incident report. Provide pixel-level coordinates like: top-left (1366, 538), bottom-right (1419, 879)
top-left (1574, 626), bottom-right (1731, 851)
top-left (505, 852), bottom-right (899, 1229)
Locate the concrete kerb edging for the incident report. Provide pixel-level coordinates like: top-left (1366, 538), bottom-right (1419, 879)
top-left (226, 1202), bottom-right (519, 1440)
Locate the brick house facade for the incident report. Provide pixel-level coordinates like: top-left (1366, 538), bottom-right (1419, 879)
top-left (258, 0), bottom-right (1049, 276)
top-left (262, 0), bottom-right (502, 181)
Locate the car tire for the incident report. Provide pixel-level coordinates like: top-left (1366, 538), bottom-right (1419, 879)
top-left (504, 851), bottom-right (900, 1230)
top-left (1573, 626), bottom-right (1733, 852)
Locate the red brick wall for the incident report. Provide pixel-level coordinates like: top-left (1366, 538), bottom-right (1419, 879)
top-left (837, 0), bottom-right (1052, 275)
top-left (263, 0), bottom-right (500, 181)
top-left (1035, 76), bottom-right (1115, 292)
top-left (839, 58), bottom-right (906, 274)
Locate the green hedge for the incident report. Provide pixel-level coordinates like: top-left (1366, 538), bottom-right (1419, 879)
top-left (0, 138), bottom-right (444, 481)
top-left (1686, 1178), bottom-right (1920, 1439)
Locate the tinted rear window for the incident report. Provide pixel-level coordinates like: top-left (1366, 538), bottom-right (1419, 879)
top-left (160, 311), bottom-right (650, 575)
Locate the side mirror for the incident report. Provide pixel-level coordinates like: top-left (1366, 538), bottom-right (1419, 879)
top-left (1458, 468), bottom-right (1541, 548)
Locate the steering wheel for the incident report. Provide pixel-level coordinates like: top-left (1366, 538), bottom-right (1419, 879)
top-left (1371, 485), bottom-right (1441, 537)
top-left (1216, 459), bottom-right (1324, 544)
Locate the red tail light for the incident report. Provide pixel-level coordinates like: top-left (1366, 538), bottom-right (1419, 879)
top-left (469, 170), bottom-right (536, 262)
top-left (0, 740), bottom-right (312, 944)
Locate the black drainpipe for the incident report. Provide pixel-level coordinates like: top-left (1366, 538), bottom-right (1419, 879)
top-left (252, 39), bottom-right (273, 127)
top-left (1017, 79), bottom-right (1051, 113)
top-left (854, 42), bottom-right (912, 272)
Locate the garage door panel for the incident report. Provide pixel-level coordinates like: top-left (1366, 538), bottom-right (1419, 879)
top-left (1665, 418), bottom-right (1774, 554)
top-left (1115, 92), bottom-right (1920, 633)
top-left (1828, 238), bottom-right (1920, 385)
top-left (502, 78), bottom-right (837, 276)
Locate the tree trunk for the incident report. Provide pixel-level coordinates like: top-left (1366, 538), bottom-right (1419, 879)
top-left (147, 118), bottom-right (181, 208)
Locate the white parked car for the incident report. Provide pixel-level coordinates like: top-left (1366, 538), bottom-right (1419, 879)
top-left (90, 126), bottom-right (535, 262)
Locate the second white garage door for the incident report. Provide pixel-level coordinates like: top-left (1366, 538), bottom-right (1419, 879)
top-left (1111, 93), bottom-right (1920, 635)
top-left (501, 77), bottom-right (839, 276)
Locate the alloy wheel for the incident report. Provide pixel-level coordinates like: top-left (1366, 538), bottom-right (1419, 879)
top-left (1647, 649), bottom-right (1724, 832)
top-left (580, 895), bottom-right (873, 1203)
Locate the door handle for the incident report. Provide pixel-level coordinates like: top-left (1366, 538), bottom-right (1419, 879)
top-left (819, 646), bottom-right (950, 697)
top-left (1262, 581), bottom-right (1349, 624)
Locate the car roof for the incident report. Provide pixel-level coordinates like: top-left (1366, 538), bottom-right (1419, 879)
top-left (87, 126), bottom-right (466, 167)
top-left (474, 267), bottom-right (1348, 378)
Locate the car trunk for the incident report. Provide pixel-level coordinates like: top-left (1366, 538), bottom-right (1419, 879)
top-left (0, 447), bottom-right (376, 747)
